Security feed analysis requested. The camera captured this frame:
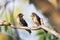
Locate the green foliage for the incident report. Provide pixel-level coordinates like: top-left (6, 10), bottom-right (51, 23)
top-left (0, 27), bottom-right (1, 32)
top-left (4, 25), bottom-right (8, 32)
top-left (36, 29), bottom-right (47, 40)
top-left (39, 34), bottom-right (46, 40)
top-left (36, 29), bottom-right (45, 35)
top-left (47, 34), bottom-right (51, 40)
top-left (36, 29), bottom-right (59, 40)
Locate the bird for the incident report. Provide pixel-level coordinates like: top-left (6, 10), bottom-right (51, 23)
top-left (31, 12), bottom-right (47, 33)
top-left (31, 12), bottom-right (41, 26)
top-left (17, 13), bottom-right (31, 34)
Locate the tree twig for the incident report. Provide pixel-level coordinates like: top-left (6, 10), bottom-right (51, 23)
top-left (0, 20), bottom-right (60, 38)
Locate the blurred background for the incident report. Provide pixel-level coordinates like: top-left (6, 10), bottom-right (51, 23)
top-left (0, 0), bottom-right (60, 40)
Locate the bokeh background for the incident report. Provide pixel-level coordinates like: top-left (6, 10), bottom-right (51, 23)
top-left (0, 0), bottom-right (59, 40)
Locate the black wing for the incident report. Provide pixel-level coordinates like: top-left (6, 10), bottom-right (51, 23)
top-left (20, 18), bottom-right (28, 26)
top-left (36, 15), bottom-right (41, 25)
top-left (20, 18), bottom-right (31, 34)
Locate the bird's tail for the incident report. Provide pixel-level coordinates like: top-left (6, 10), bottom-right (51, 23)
top-left (26, 29), bottom-right (31, 34)
top-left (43, 29), bottom-right (47, 33)
top-left (40, 28), bottom-right (47, 33)
top-left (42, 29), bottom-right (47, 33)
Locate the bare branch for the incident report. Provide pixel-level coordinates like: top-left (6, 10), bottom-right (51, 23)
top-left (0, 20), bottom-right (60, 38)
top-left (40, 25), bottom-right (60, 38)
top-left (29, 0), bottom-right (60, 34)
top-left (10, 25), bottom-right (60, 38)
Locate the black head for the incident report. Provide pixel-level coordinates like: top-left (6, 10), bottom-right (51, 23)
top-left (18, 13), bottom-right (23, 17)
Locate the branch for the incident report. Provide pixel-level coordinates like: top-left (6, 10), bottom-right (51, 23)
top-left (29, 0), bottom-right (60, 34)
top-left (0, 20), bottom-right (60, 38)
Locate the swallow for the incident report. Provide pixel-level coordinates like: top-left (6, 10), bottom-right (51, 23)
top-left (31, 12), bottom-right (47, 33)
top-left (31, 12), bottom-right (41, 26)
top-left (17, 13), bottom-right (31, 34)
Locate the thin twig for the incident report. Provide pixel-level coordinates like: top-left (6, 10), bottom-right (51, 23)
top-left (0, 20), bottom-right (60, 38)
top-left (10, 25), bottom-right (60, 38)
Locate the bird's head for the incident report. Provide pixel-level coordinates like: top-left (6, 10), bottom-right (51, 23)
top-left (18, 13), bottom-right (23, 17)
top-left (31, 12), bottom-right (37, 17)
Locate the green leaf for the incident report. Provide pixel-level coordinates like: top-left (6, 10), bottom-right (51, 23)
top-left (36, 29), bottom-right (46, 35)
top-left (4, 25), bottom-right (8, 32)
top-left (39, 35), bottom-right (46, 40)
top-left (47, 34), bottom-right (52, 40)
top-left (0, 27), bottom-right (1, 32)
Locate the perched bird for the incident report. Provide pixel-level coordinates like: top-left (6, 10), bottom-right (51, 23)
top-left (17, 13), bottom-right (31, 34)
top-left (31, 12), bottom-right (41, 26)
top-left (31, 12), bottom-right (47, 33)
